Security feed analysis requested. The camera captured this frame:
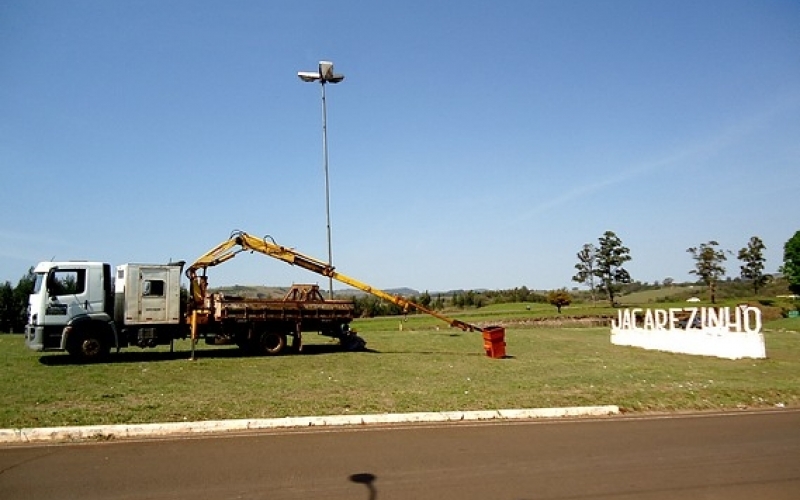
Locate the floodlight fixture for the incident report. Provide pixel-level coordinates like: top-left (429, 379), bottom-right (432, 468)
top-left (296, 61), bottom-right (345, 84)
top-left (297, 71), bottom-right (320, 82)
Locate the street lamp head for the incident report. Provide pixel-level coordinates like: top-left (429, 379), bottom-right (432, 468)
top-left (326, 74), bottom-right (345, 84)
top-left (318, 61), bottom-right (335, 79)
top-left (318, 60), bottom-right (344, 83)
top-left (299, 61), bottom-right (344, 84)
top-left (297, 71), bottom-right (321, 82)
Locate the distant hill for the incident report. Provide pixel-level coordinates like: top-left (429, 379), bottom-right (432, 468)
top-left (211, 285), bottom-right (288, 299)
top-left (209, 285), bottom-right (533, 300)
top-left (340, 287), bottom-right (419, 298)
top-left (210, 284), bottom-right (421, 299)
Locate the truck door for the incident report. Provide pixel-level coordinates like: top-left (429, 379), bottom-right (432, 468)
top-left (43, 267), bottom-right (91, 325)
top-left (138, 268), bottom-right (170, 323)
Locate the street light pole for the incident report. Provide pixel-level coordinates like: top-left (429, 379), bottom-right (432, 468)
top-left (298, 61), bottom-right (344, 300)
top-left (320, 81), bottom-right (334, 300)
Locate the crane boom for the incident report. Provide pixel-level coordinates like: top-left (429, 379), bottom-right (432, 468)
top-left (186, 230), bottom-right (483, 332)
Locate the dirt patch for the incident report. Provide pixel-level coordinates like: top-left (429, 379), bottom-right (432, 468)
top-left (496, 316), bottom-right (614, 328)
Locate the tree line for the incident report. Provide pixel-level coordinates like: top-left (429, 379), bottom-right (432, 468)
top-left (572, 230), bottom-right (800, 305)
top-left (0, 267), bottom-right (35, 333)
top-left (346, 287), bottom-right (552, 318)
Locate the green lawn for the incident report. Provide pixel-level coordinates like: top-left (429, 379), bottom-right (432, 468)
top-left (1, 313), bottom-right (798, 429)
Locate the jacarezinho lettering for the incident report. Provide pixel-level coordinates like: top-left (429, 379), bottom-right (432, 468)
top-left (612, 306), bottom-right (762, 334)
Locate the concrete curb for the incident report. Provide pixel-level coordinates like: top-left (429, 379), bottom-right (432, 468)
top-left (0, 405), bottom-right (618, 444)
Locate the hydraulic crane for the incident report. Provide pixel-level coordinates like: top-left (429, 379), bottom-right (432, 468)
top-left (186, 231), bottom-right (506, 357)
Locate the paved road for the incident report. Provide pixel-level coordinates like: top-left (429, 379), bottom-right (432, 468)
top-left (1, 409), bottom-right (798, 499)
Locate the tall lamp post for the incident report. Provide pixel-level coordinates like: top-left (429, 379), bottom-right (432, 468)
top-left (298, 61), bottom-right (344, 299)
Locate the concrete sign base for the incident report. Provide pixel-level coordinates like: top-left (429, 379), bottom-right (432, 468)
top-left (610, 306), bottom-right (767, 360)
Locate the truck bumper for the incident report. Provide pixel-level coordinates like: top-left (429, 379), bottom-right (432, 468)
top-left (25, 325), bottom-right (45, 351)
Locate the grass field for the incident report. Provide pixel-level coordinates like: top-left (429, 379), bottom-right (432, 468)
top-left (2, 309), bottom-right (799, 429)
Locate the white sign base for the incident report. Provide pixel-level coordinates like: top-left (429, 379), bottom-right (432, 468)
top-left (610, 307), bottom-right (766, 360)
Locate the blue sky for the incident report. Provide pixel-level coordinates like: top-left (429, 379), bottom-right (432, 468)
top-left (2, 0), bottom-right (798, 292)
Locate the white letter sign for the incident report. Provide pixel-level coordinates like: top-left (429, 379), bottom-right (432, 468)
top-left (610, 306), bottom-right (766, 359)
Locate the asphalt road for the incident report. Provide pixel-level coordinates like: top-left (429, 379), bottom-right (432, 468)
top-left (1, 409), bottom-right (798, 499)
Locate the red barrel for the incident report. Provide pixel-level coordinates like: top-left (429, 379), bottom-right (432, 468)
top-left (482, 326), bottom-right (506, 359)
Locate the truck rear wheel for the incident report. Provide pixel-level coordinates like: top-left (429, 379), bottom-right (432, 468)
top-left (258, 331), bottom-right (287, 356)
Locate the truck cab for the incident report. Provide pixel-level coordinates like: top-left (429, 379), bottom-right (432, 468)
top-left (25, 261), bottom-right (113, 355)
top-left (25, 261), bottom-right (184, 362)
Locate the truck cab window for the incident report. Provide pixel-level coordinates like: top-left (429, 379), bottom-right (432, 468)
top-left (50, 270), bottom-right (85, 295)
top-left (33, 273), bottom-right (46, 294)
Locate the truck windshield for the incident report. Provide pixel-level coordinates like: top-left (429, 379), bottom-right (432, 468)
top-left (32, 273), bottom-right (46, 294)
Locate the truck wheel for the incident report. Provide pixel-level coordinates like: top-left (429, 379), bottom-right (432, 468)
top-left (258, 332), bottom-right (287, 356)
top-left (340, 333), bottom-right (367, 351)
top-left (67, 331), bottom-right (110, 363)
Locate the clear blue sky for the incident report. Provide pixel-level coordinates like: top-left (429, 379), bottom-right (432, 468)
top-left (2, 0), bottom-right (798, 292)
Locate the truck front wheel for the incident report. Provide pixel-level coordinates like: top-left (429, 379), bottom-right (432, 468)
top-left (67, 330), bottom-right (110, 363)
top-left (258, 331), bottom-right (287, 356)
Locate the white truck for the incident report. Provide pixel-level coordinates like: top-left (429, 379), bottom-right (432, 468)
top-left (24, 259), bottom-right (359, 363)
top-left (24, 261), bottom-right (185, 361)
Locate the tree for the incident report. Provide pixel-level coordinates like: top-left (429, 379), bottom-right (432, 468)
top-left (594, 231), bottom-right (632, 306)
top-left (781, 230), bottom-right (800, 295)
top-left (687, 241), bottom-right (727, 304)
top-left (663, 277), bottom-right (674, 287)
top-left (0, 281), bottom-right (15, 332)
top-left (572, 243), bottom-right (597, 303)
top-left (513, 286), bottom-right (531, 303)
top-left (418, 290), bottom-right (432, 309)
top-left (15, 266), bottom-right (35, 302)
top-left (0, 267), bottom-right (36, 333)
top-left (547, 289), bottom-right (572, 313)
top-left (738, 236), bottom-right (769, 295)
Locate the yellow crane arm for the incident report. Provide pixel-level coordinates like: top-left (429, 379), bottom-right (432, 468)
top-left (185, 230), bottom-right (482, 332)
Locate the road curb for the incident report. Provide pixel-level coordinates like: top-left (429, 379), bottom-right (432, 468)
top-left (0, 405), bottom-right (619, 444)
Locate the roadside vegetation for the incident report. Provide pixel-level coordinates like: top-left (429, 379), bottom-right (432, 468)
top-left (1, 303), bottom-right (798, 429)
